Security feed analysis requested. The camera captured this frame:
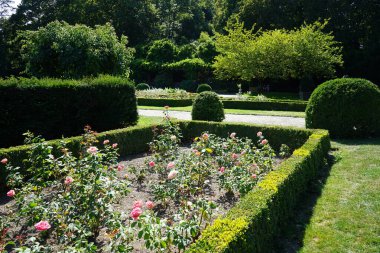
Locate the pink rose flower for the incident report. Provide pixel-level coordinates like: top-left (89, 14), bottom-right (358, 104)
top-left (195, 151), bottom-right (201, 156)
top-left (251, 174), bottom-right (257, 179)
top-left (261, 139), bottom-right (268, 145)
top-left (117, 164), bottom-right (124, 171)
top-left (130, 208), bottom-right (143, 220)
top-left (87, 146), bottom-right (98, 155)
top-left (103, 139), bottom-right (110, 145)
top-left (149, 161), bottom-right (155, 167)
top-left (167, 162), bottom-right (175, 169)
top-left (219, 167), bottom-right (225, 173)
top-left (202, 133), bottom-right (209, 140)
top-left (146, 201), bottom-right (155, 210)
top-left (164, 106), bottom-right (170, 110)
top-left (64, 176), bottom-right (74, 185)
top-left (168, 170), bottom-right (178, 180)
top-left (34, 221), bottom-right (51, 231)
top-left (230, 132), bottom-right (236, 138)
top-left (232, 153), bottom-right (239, 159)
top-left (112, 143), bottom-right (118, 148)
top-left (6, 190), bottom-right (15, 197)
top-left (257, 132), bottom-right (263, 137)
top-left (170, 135), bottom-right (177, 141)
top-left (133, 200), bottom-right (144, 209)
top-left (1, 158), bottom-right (8, 165)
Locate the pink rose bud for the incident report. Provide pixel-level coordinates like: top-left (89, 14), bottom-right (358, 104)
top-left (232, 153), bottom-right (239, 159)
top-left (261, 139), bottom-right (268, 145)
top-left (34, 221), bottom-right (51, 231)
top-left (202, 133), bottom-right (209, 140)
top-left (168, 170), bottom-right (178, 180)
top-left (133, 200), bottom-right (144, 209)
top-left (112, 143), bottom-right (118, 148)
top-left (149, 161), bottom-right (155, 167)
top-left (87, 146), bottom-right (98, 155)
top-left (6, 190), bottom-right (15, 197)
top-left (170, 135), bottom-right (177, 141)
top-left (146, 201), bottom-right (155, 210)
top-left (219, 167), bottom-right (225, 173)
top-left (1, 158), bottom-right (8, 165)
top-left (257, 132), bottom-right (263, 137)
top-left (251, 174), bottom-right (257, 179)
top-left (64, 176), bottom-right (74, 185)
top-left (103, 140), bottom-right (110, 145)
top-left (230, 132), bottom-right (236, 138)
top-left (130, 208), bottom-right (143, 220)
top-left (117, 164), bottom-right (124, 171)
top-left (167, 162), bottom-right (175, 169)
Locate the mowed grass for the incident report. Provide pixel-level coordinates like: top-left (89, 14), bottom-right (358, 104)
top-left (300, 139), bottom-right (380, 253)
top-left (136, 115), bottom-right (165, 126)
top-left (138, 106), bottom-right (306, 118)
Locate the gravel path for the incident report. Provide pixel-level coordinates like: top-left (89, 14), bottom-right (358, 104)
top-left (139, 109), bottom-right (305, 128)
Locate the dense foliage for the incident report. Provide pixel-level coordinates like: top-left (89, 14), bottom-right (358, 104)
top-left (136, 83), bottom-right (150, 90)
top-left (197, 83), bottom-right (212, 93)
top-left (214, 21), bottom-right (343, 84)
top-left (19, 21), bottom-right (134, 78)
top-left (306, 78), bottom-right (380, 138)
top-left (0, 76), bottom-right (138, 148)
top-left (192, 92), bottom-right (225, 122)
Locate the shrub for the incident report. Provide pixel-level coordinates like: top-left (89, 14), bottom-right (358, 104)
top-left (0, 76), bottom-right (138, 148)
top-left (136, 83), bottom-right (150, 90)
top-left (197, 83), bottom-right (212, 93)
top-left (146, 39), bottom-right (178, 64)
top-left (306, 78), bottom-right (380, 137)
top-left (20, 21), bottom-right (134, 78)
top-left (192, 92), bottom-right (225, 122)
top-left (165, 58), bottom-right (210, 80)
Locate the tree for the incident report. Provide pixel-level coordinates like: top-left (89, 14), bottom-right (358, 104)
top-left (20, 21), bottom-right (134, 78)
top-left (0, 0), bottom-right (14, 18)
top-left (213, 21), bottom-right (343, 85)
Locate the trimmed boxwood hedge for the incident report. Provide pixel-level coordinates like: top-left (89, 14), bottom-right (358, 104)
top-left (0, 76), bottom-right (138, 148)
top-left (0, 120), bottom-right (330, 252)
top-left (306, 78), bottom-right (380, 138)
top-left (137, 98), bottom-right (307, 111)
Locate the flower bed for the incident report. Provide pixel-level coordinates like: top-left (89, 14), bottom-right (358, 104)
top-left (0, 117), bottom-right (329, 252)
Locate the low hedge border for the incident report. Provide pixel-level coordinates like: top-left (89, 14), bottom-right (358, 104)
top-left (186, 129), bottom-right (330, 253)
top-left (137, 98), bottom-right (307, 111)
top-left (0, 124), bottom-right (159, 191)
top-left (0, 121), bottom-right (329, 253)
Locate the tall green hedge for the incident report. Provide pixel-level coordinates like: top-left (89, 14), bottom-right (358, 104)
top-left (0, 76), bottom-right (138, 148)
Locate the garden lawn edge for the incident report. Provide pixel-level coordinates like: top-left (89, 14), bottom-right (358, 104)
top-left (186, 129), bottom-right (330, 253)
top-left (137, 98), bottom-right (307, 112)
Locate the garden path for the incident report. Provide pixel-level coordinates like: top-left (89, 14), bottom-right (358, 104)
top-left (138, 109), bottom-right (305, 128)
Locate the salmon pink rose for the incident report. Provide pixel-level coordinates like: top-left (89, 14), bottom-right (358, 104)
top-left (261, 139), bottom-right (268, 145)
top-left (146, 201), bottom-right (155, 209)
top-left (103, 140), bottom-right (110, 145)
top-left (34, 221), bottom-right (51, 231)
top-left (133, 200), bottom-right (144, 209)
top-left (230, 132), bottom-right (236, 138)
top-left (64, 176), bottom-right (74, 185)
top-left (149, 161), bottom-right (155, 167)
top-left (87, 146), bottom-right (98, 155)
top-left (257, 132), bottom-right (263, 137)
top-left (130, 208), bottom-right (143, 220)
top-left (112, 143), bottom-right (118, 148)
top-left (168, 170), bottom-right (178, 180)
top-left (167, 162), bottom-right (175, 169)
top-left (6, 190), bottom-right (15, 197)
top-left (1, 158), bottom-right (8, 165)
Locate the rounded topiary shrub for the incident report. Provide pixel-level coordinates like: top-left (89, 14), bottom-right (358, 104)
top-left (192, 91), bottom-right (225, 122)
top-left (306, 78), bottom-right (380, 138)
top-left (196, 84), bottom-right (212, 93)
top-left (136, 83), bottom-right (150, 90)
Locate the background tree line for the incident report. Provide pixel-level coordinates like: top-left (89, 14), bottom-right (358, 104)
top-left (0, 0), bottom-right (379, 85)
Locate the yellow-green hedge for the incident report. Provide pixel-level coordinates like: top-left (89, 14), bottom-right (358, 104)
top-left (186, 129), bottom-right (330, 253)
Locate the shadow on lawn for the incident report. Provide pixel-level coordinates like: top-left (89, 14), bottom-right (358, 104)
top-left (272, 152), bottom-right (336, 253)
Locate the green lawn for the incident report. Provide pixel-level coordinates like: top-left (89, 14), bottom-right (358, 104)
top-left (280, 139), bottom-right (380, 253)
top-left (138, 106), bottom-right (306, 118)
top-left (137, 115), bottom-right (165, 126)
